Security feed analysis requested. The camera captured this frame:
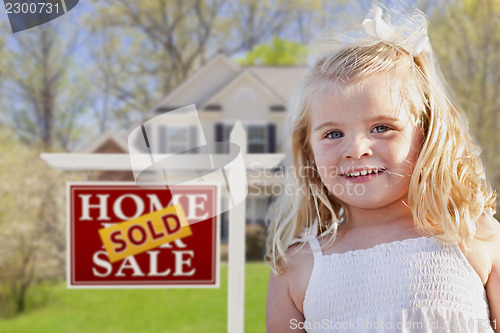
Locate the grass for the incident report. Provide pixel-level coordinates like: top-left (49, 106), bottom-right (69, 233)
top-left (0, 263), bottom-right (270, 333)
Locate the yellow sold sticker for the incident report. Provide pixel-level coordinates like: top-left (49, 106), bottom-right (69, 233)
top-left (98, 204), bottom-right (192, 263)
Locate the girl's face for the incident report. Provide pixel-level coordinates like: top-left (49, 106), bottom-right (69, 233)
top-left (308, 75), bottom-right (423, 210)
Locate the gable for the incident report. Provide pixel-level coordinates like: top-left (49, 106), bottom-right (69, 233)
top-left (201, 71), bottom-right (284, 109)
top-left (154, 55), bottom-right (240, 112)
top-left (93, 139), bottom-right (127, 154)
top-left (78, 132), bottom-right (128, 153)
top-left (247, 66), bottom-right (308, 102)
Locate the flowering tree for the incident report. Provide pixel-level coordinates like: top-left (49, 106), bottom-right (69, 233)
top-left (0, 133), bottom-right (66, 316)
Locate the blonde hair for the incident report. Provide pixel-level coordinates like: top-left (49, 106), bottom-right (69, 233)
top-left (265, 11), bottom-right (497, 274)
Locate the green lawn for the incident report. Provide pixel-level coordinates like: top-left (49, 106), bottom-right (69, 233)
top-left (0, 263), bottom-right (270, 333)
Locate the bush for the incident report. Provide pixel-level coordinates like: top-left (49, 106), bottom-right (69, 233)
top-left (245, 224), bottom-right (267, 261)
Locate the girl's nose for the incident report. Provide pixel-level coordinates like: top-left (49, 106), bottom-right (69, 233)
top-left (343, 136), bottom-right (372, 159)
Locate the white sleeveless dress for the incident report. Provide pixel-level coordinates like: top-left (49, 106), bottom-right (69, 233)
top-left (303, 236), bottom-right (495, 332)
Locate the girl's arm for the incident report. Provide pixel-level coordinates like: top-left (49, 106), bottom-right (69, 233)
top-left (267, 245), bottom-right (313, 333)
top-left (483, 215), bottom-right (500, 333)
top-left (487, 262), bottom-right (499, 333)
top-left (266, 270), bottom-right (306, 333)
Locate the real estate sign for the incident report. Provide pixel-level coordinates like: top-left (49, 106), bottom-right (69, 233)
top-left (67, 182), bottom-right (220, 288)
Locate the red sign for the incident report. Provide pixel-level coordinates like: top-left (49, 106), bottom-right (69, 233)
top-left (67, 182), bottom-right (220, 288)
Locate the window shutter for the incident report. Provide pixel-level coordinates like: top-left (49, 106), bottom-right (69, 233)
top-left (267, 124), bottom-right (276, 153)
top-left (215, 123), bottom-right (224, 153)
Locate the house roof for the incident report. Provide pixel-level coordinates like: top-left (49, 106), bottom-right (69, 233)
top-left (201, 70), bottom-right (285, 107)
top-left (78, 131), bottom-right (128, 153)
top-left (80, 57), bottom-right (309, 153)
top-left (246, 66), bottom-right (308, 102)
top-left (150, 54), bottom-right (240, 114)
top-left (153, 55), bottom-right (309, 113)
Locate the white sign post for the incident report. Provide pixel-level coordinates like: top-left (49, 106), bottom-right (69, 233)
top-left (228, 122), bottom-right (247, 333)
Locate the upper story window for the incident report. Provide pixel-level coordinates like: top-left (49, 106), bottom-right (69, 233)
top-left (270, 105), bottom-right (286, 112)
top-left (204, 104), bottom-right (222, 111)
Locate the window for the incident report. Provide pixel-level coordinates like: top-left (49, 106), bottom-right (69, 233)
top-left (270, 105), bottom-right (286, 112)
top-left (158, 126), bottom-right (190, 153)
top-left (223, 124), bottom-right (233, 142)
top-left (247, 125), bottom-right (267, 153)
top-left (204, 104), bottom-right (222, 111)
top-left (215, 123), bottom-right (276, 153)
top-left (246, 196), bottom-right (269, 225)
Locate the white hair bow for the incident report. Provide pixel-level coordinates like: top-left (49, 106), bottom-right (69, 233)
top-left (362, 6), bottom-right (431, 56)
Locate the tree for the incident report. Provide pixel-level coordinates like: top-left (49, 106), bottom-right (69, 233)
top-left (237, 37), bottom-right (309, 66)
top-left (220, 0), bottom-right (323, 52)
top-left (0, 133), bottom-right (66, 316)
top-left (84, 0), bottom-right (324, 129)
top-left (86, 0), bottom-right (228, 126)
top-left (2, 23), bottom-right (90, 150)
top-left (429, 0), bottom-right (500, 201)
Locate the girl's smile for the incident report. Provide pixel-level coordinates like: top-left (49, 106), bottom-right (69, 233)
top-left (308, 74), bottom-right (424, 211)
top-left (340, 167), bottom-right (386, 183)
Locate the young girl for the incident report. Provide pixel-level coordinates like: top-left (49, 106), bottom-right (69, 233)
top-left (265, 5), bottom-right (500, 333)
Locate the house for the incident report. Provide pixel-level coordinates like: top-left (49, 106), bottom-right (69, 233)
top-left (83, 55), bottom-right (308, 241)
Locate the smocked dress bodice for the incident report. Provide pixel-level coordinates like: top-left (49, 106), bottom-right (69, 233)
top-left (303, 236), bottom-right (494, 332)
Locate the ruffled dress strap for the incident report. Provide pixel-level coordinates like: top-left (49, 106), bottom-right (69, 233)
top-left (307, 237), bottom-right (323, 261)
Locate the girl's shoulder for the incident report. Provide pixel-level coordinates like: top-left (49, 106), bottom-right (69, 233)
top-left (272, 242), bottom-right (315, 314)
top-left (460, 213), bottom-right (500, 286)
top-left (472, 213), bottom-right (500, 328)
top-left (267, 243), bottom-right (315, 331)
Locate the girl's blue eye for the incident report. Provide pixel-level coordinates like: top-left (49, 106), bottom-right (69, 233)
top-left (372, 125), bottom-right (390, 133)
top-left (326, 131), bottom-right (344, 139)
